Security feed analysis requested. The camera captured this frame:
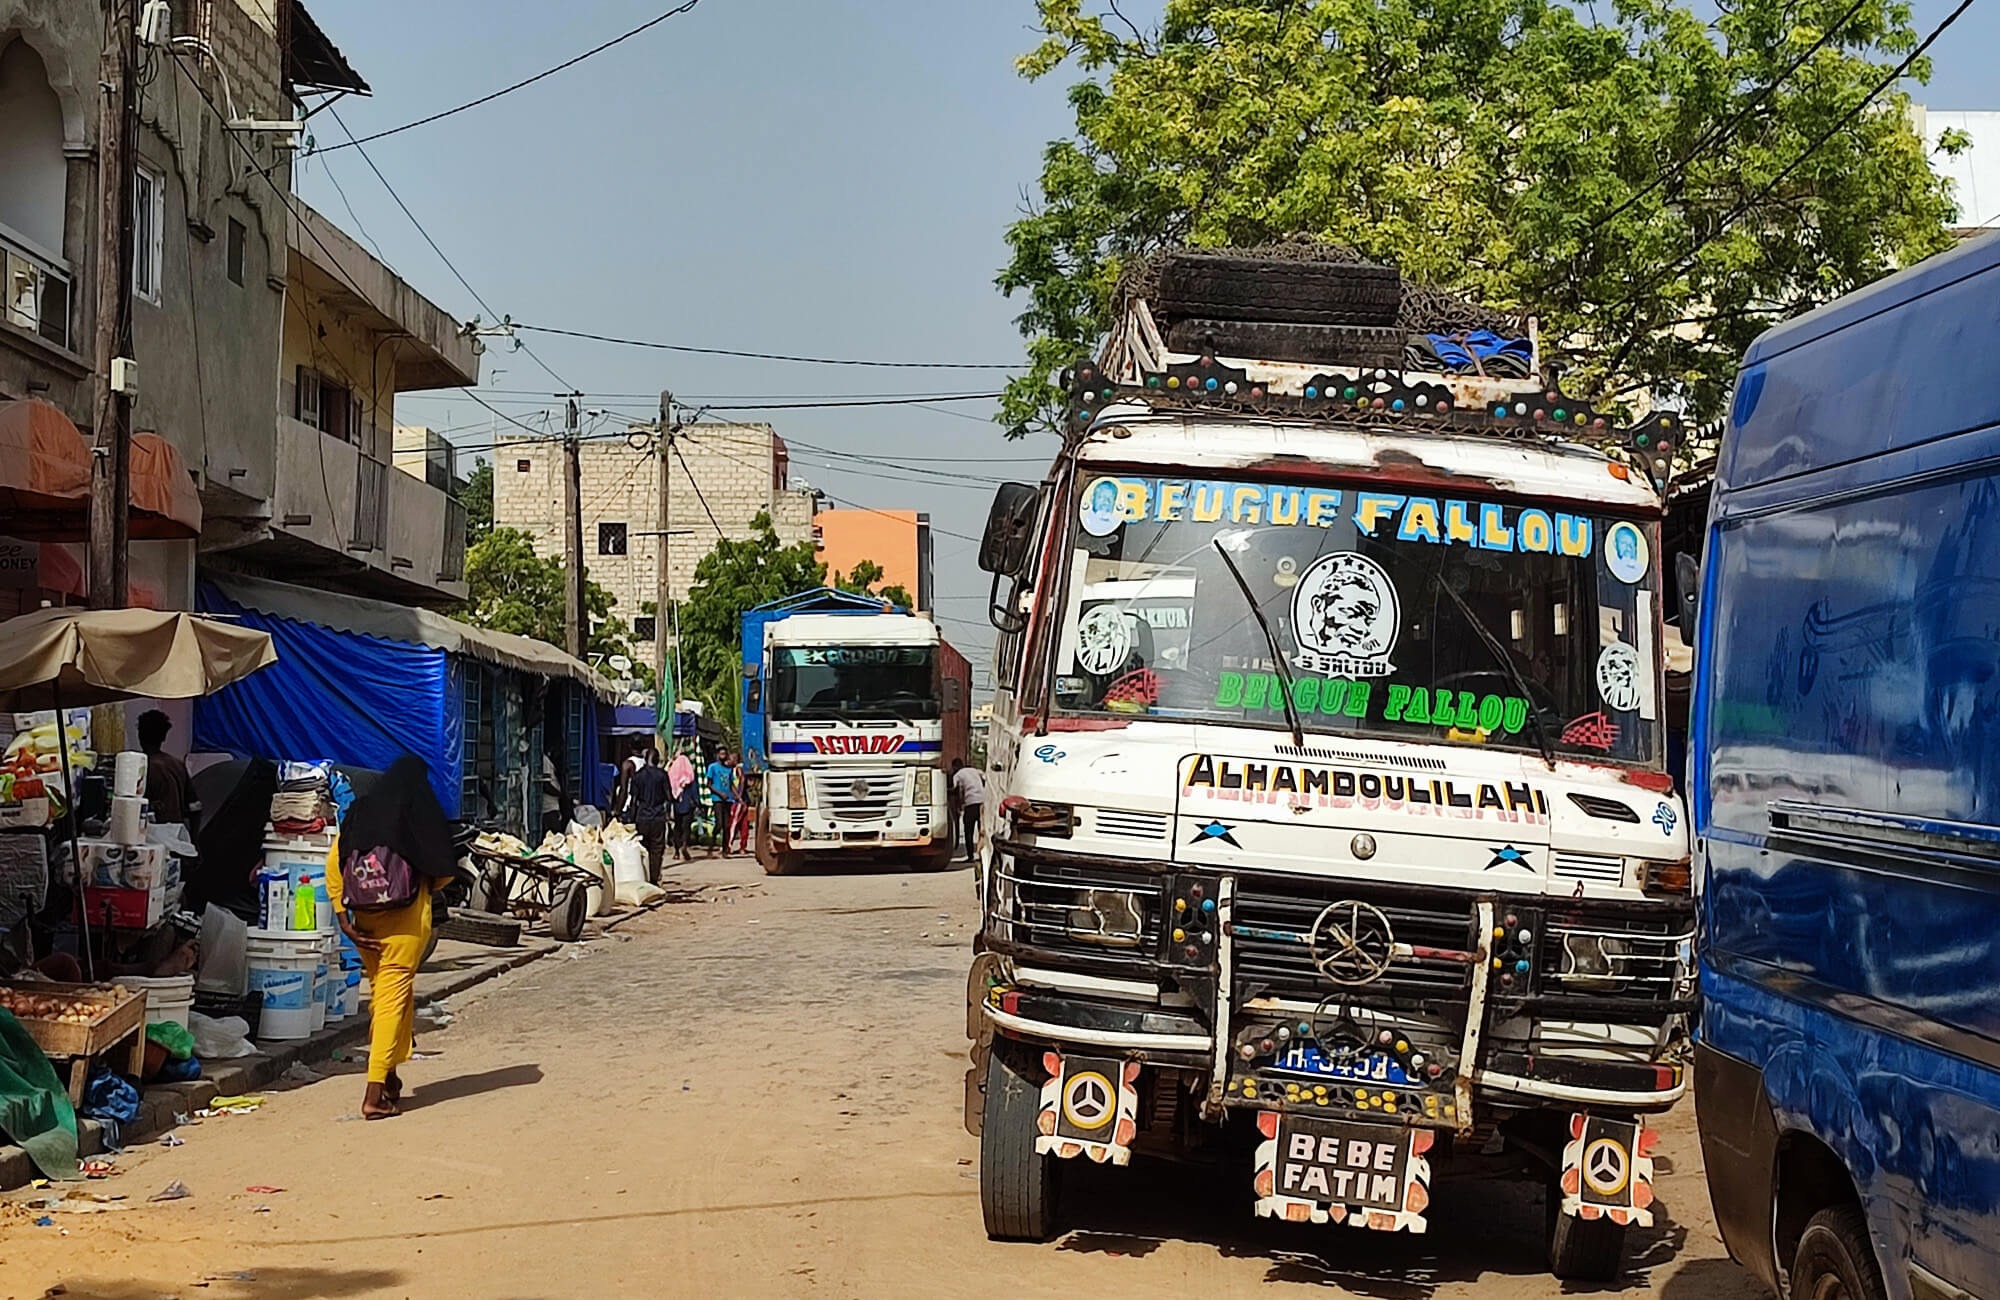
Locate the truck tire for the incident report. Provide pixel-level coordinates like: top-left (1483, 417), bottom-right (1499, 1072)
top-left (1793, 1206), bottom-right (1886, 1300)
top-left (1546, 1183), bottom-right (1628, 1282)
top-left (1156, 253), bottom-right (1401, 327)
top-left (1165, 318), bottom-right (1408, 368)
top-left (980, 1044), bottom-right (1061, 1241)
top-left (756, 816), bottom-right (801, 877)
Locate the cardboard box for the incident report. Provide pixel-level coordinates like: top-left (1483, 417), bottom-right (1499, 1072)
top-left (80, 881), bottom-right (179, 930)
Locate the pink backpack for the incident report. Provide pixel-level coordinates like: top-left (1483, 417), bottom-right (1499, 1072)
top-left (342, 844), bottom-right (418, 911)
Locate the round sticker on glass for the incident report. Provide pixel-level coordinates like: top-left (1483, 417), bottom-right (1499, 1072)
top-left (1605, 521), bottom-right (1649, 585)
top-left (1075, 604), bottom-right (1133, 675)
top-left (1596, 642), bottom-right (1642, 713)
top-left (1079, 477), bottom-right (1124, 537)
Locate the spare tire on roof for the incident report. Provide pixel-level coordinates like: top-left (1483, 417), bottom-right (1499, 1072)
top-left (1156, 253), bottom-right (1401, 327)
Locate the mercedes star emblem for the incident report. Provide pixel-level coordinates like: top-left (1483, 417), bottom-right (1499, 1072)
top-left (1308, 899), bottom-right (1397, 986)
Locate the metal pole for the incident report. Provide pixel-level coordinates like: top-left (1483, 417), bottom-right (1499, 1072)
top-left (562, 395), bottom-right (585, 659)
top-left (654, 391), bottom-right (674, 749)
top-left (89, 0), bottom-right (138, 609)
top-left (50, 681), bottom-right (94, 981)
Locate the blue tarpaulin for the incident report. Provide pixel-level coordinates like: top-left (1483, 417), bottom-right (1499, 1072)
top-left (193, 583), bottom-right (462, 815)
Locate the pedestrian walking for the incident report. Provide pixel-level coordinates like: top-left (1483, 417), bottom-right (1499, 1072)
top-left (628, 751), bottom-right (672, 881)
top-left (706, 749), bottom-right (738, 856)
top-left (950, 758), bottom-right (984, 863)
top-left (137, 709), bottom-right (199, 833)
top-left (327, 756), bottom-right (458, 1120)
top-left (728, 755), bottom-right (753, 854)
top-left (668, 748), bottom-right (698, 861)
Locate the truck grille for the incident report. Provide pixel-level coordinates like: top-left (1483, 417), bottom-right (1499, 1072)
top-left (1094, 809), bottom-right (1169, 842)
top-left (812, 771), bottom-right (904, 822)
top-left (1538, 910), bottom-right (1691, 1002)
top-left (1231, 878), bottom-right (1476, 1006)
top-left (992, 855), bottom-right (1166, 964)
top-left (1551, 851), bottom-right (1624, 884)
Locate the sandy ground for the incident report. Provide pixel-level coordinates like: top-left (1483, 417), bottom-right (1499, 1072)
top-left (0, 856), bottom-right (1766, 1299)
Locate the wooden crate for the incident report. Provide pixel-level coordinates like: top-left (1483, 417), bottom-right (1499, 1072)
top-left (0, 980), bottom-right (147, 1104)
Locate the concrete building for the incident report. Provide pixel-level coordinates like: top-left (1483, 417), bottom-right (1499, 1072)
top-left (1920, 107), bottom-right (2000, 237)
top-left (491, 422), bottom-right (817, 653)
top-left (813, 507), bottom-right (933, 612)
top-left (0, 0), bottom-right (473, 611)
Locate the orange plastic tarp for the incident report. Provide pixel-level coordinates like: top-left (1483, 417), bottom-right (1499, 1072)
top-left (129, 431), bottom-right (201, 539)
top-left (0, 399), bottom-right (91, 519)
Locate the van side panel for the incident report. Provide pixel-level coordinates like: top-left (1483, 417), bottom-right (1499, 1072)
top-left (1699, 411), bottom-right (2000, 1296)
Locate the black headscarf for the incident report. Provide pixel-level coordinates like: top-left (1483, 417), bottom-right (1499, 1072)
top-left (339, 755), bottom-right (457, 879)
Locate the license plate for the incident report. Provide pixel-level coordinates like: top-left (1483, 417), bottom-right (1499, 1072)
top-left (1269, 1044), bottom-right (1413, 1085)
top-left (1253, 1112), bottom-right (1433, 1232)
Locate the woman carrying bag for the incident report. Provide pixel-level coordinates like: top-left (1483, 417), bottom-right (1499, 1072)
top-left (326, 756), bottom-right (458, 1120)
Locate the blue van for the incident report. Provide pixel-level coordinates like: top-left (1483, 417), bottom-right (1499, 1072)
top-left (1691, 232), bottom-right (2000, 1300)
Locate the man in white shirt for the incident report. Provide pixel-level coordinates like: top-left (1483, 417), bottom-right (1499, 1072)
top-left (949, 758), bottom-right (985, 863)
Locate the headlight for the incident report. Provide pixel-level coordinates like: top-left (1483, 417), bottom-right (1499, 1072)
top-left (1064, 888), bottom-right (1145, 948)
top-left (915, 767), bottom-right (933, 805)
top-left (1559, 933), bottom-right (1631, 991)
top-left (786, 772), bottom-right (806, 809)
top-left (1639, 860), bottom-right (1692, 895)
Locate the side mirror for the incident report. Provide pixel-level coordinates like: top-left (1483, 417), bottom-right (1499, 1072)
top-left (1675, 551), bottom-right (1700, 631)
top-left (978, 483), bottom-right (1041, 576)
top-left (744, 678), bottom-right (763, 715)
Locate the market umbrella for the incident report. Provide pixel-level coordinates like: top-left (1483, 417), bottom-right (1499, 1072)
top-left (0, 608), bottom-right (277, 979)
top-left (0, 607), bottom-right (276, 712)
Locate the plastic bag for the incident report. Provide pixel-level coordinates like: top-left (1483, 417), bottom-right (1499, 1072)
top-left (194, 904), bottom-right (248, 996)
top-left (146, 1021), bottom-right (196, 1061)
top-left (569, 805), bottom-right (604, 830)
top-left (605, 837), bottom-right (647, 887)
top-left (188, 1012), bottom-right (256, 1060)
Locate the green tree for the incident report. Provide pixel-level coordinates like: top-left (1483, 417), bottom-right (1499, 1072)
top-left (834, 558), bottom-right (915, 611)
top-left (1000, 0), bottom-right (1962, 430)
top-left (456, 527), bottom-right (640, 678)
top-left (678, 512), bottom-right (831, 729)
top-left (460, 460), bottom-right (493, 545)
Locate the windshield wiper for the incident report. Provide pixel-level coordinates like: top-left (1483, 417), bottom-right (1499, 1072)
top-left (1212, 539), bottom-right (1306, 748)
top-left (1431, 560), bottom-right (1557, 770)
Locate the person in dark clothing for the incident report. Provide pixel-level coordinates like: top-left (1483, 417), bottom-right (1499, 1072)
top-left (137, 710), bottom-right (199, 832)
top-left (627, 755), bottom-right (672, 881)
top-left (189, 758), bottom-right (276, 920)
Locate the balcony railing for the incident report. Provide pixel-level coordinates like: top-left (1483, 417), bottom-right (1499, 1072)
top-left (1, 229), bottom-right (72, 352)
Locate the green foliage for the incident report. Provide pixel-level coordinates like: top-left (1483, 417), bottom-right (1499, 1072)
top-left (832, 558), bottom-right (915, 612)
top-left (460, 461), bottom-right (493, 545)
top-left (455, 527), bottom-right (639, 678)
top-left (1001, 0), bottom-right (1960, 430)
top-left (678, 512), bottom-right (830, 730)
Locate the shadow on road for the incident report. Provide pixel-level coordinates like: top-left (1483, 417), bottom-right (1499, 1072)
top-left (406, 1062), bottom-right (545, 1110)
top-left (52, 1267), bottom-right (404, 1300)
top-left (1052, 1154), bottom-right (1733, 1298)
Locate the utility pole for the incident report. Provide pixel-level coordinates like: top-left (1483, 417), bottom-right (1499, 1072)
top-left (654, 390), bottom-right (675, 721)
top-left (89, 0), bottom-right (139, 609)
top-left (562, 394), bottom-right (586, 660)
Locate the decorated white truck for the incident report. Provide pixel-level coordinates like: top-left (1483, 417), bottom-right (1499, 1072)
top-left (965, 251), bottom-right (1694, 1279)
top-left (750, 610), bottom-right (958, 874)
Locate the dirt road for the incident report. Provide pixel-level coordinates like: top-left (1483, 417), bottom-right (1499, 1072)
top-left (1, 858), bottom-right (1764, 1299)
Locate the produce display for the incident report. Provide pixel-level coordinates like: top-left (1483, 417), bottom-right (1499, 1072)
top-left (0, 986), bottom-right (120, 1024)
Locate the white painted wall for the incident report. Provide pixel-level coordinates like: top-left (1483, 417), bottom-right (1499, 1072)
top-left (0, 37), bottom-right (66, 255)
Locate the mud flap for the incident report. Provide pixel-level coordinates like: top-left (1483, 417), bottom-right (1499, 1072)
top-left (1251, 1111), bottom-right (1434, 1232)
top-left (1560, 1112), bottom-right (1658, 1227)
top-left (1034, 1052), bottom-right (1140, 1165)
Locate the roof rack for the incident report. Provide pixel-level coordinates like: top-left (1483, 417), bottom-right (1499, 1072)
top-left (1070, 299), bottom-right (1684, 494)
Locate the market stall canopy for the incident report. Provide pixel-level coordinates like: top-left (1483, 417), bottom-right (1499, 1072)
top-left (127, 432), bottom-right (202, 539)
top-left (0, 399), bottom-right (91, 531)
top-left (0, 607), bottom-right (278, 711)
top-left (202, 571), bottom-right (617, 701)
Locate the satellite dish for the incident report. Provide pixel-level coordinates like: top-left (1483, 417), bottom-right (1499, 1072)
top-left (609, 654), bottom-right (632, 672)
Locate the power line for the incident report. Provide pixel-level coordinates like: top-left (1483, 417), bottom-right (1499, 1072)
top-left (672, 442), bottom-right (726, 536)
top-left (325, 105), bottom-right (576, 395)
top-left (515, 323), bottom-right (1017, 370)
top-left (310, 1), bottom-right (705, 154)
top-left (704, 393), bottom-right (1002, 411)
top-left (398, 386), bottom-right (1014, 402)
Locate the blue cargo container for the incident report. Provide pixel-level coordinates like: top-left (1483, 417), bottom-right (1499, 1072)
top-left (1691, 233), bottom-right (2000, 1300)
top-left (738, 587), bottom-right (902, 772)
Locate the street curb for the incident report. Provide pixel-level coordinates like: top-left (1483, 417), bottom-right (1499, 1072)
top-left (0, 901), bottom-right (668, 1191)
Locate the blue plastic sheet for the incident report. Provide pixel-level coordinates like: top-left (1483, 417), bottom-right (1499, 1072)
top-left (193, 584), bottom-right (462, 815)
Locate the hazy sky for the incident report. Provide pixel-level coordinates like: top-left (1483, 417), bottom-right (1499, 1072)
top-left (296, 0), bottom-right (1998, 685)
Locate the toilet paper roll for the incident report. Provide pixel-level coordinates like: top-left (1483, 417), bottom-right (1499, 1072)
top-left (109, 795), bottom-right (146, 845)
top-left (113, 750), bottom-right (147, 799)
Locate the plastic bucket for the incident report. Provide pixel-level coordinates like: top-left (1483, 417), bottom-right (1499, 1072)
top-left (120, 974), bottom-right (194, 1030)
top-left (310, 938), bottom-right (329, 1032)
top-left (246, 934), bottom-right (321, 1040)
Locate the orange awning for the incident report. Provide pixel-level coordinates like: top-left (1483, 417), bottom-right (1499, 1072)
top-left (0, 399), bottom-right (91, 530)
top-left (129, 431), bottom-right (202, 539)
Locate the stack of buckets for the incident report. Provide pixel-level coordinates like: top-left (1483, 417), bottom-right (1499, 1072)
top-left (246, 832), bottom-right (360, 1040)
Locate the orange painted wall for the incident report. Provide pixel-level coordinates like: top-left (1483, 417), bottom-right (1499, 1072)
top-left (815, 509), bottom-right (926, 607)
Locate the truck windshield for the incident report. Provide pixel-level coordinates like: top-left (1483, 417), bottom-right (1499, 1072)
top-left (771, 645), bottom-right (940, 720)
top-left (1053, 471), bottom-right (1663, 765)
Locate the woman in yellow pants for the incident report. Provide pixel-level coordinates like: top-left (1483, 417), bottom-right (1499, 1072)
top-left (326, 756), bottom-right (457, 1120)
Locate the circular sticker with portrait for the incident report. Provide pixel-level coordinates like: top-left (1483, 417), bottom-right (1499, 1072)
top-left (1075, 604), bottom-right (1134, 675)
top-left (1596, 642), bottom-right (1642, 713)
top-left (1605, 521), bottom-right (1649, 586)
top-left (1078, 477), bottom-right (1125, 537)
top-left (1291, 552), bottom-right (1401, 675)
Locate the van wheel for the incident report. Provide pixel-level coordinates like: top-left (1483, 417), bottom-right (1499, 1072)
top-left (1793, 1206), bottom-right (1886, 1300)
top-left (980, 1045), bottom-right (1061, 1240)
top-left (1546, 1183), bottom-right (1627, 1281)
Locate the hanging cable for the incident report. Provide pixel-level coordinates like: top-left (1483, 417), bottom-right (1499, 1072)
top-left (514, 323), bottom-right (1017, 370)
